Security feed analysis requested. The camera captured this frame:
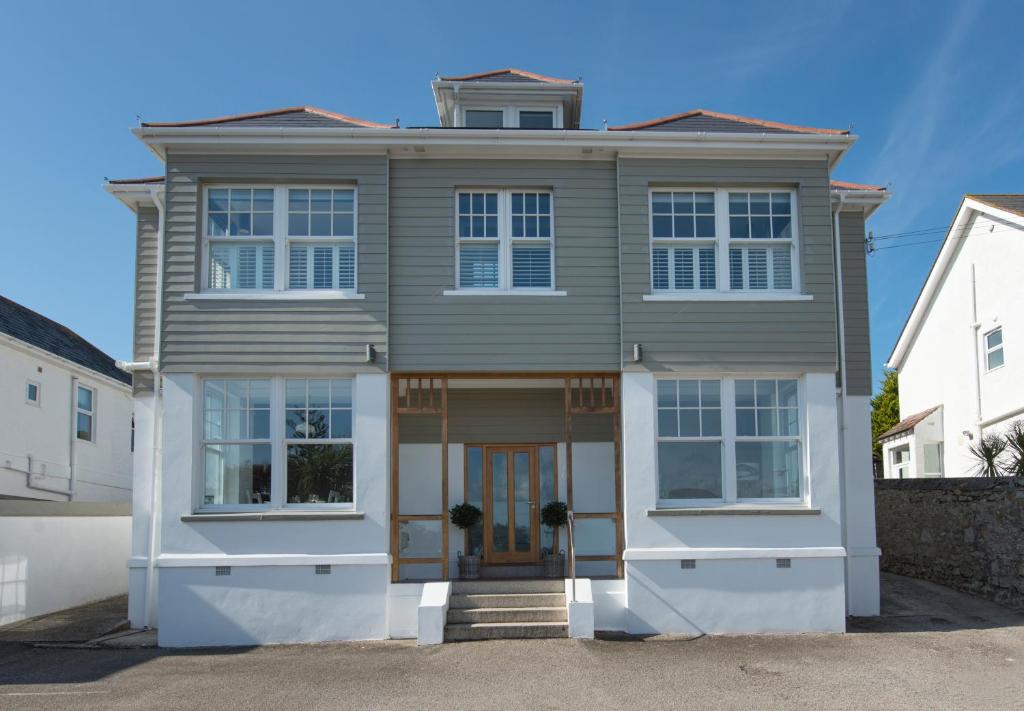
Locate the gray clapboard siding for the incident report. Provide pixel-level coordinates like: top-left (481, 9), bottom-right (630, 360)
top-left (133, 206), bottom-right (159, 393)
top-left (839, 211), bottom-right (872, 396)
top-left (618, 157), bottom-right (839, 373)
top-left (398, 388), bottom-right (613, 443)
top-left (388, 158), bottom-right (621, 372)
top-left (160, 153), bottom-right (388, 373)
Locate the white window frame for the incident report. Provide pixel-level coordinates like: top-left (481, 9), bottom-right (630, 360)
top-left (984, 327), bottom-right (1005, 372)
top-left (76, 383), bottom-right (96, 443)
top-left (457, 104), bottom-right (564, 129)
top-left (654, 375), bottom-right (806, 508)
top-left (891, 445), bottom-right (911, 480)
top-left (201, 185), bottom-right (360, 298)
top-left (646, 187), bottom-right (803, 299)
top-left (25, 380), bottom-right (41, 406)
top-left (655, 379), bottom-right (725, 505)
top-left (195, 376), bottom-right (356, 513)
top-left (451, 188), bottom-right (559, 294)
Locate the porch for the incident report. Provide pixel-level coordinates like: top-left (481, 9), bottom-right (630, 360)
top-left (390, 373), bottom-right (623, 583)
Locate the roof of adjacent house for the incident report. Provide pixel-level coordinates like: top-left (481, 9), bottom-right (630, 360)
top-left (878, 406), bottom-right (941, 441)
top-left (0, 295), bottom-right (131, 385)
top-left (965, 194), bottom-right (1024, 217)
top-left (140, 106), bottom-right (393, 129)
top-left (107, 176), bottom-right (165, 185)
top-left (831, 180), bottom-right (887, 192)
top-left (609, 109), bottom-right (849, 135)
top-left (438, 68), bottom-right (577, 85)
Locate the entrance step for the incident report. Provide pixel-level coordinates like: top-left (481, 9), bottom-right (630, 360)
top-left (448, 606), bottom-right (568, 624)
top-left (449, 592), bottom-right (565, 610)
top-left (479, 564), bottom-right (544, 579)
top-left (444, 621), bottom-right (568, 641)
top-left (452, 579), bottom-right (563, 595)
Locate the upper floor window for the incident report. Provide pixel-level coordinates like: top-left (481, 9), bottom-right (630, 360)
top-left (649, 188), bottom-right (799, 295)
top-left (518, 110), bottom-right (554, 129)
top-left (76, 384), bottom-right (95, 442)
top-left (465, 110), bottom-right (504, 128)
top-left (203, 185), bottom-right (357, 293)
top-left (26, 380), bottom-right (40, 406)
top-left (985, 327), bottom-right (1004, 371)
top-left (456, 189), bottom-right (554, 290)
top-left (459, 106), bottom-right (562, 129)
top-left (656, 377), bottom-right (802, 505)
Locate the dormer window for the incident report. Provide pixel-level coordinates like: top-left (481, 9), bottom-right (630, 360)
top-left (458, 105), bottom-right (562, 129)
top-left (465, 110), bottom-right (504, 128)
top-left (519, 110), bottom-right (554, 129)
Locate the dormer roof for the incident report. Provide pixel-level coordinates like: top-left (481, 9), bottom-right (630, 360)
top-left (439, 68), bottom-right (577, 85)
top-left (432, 69), bottom-right (584, 129)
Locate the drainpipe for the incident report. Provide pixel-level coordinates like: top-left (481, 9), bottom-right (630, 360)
top-left (831, 197), bottom-right (850, 609)
top-left (969, 263), bottom-right (983, 439)
top-left (116, 185), bottom-right (166, 630)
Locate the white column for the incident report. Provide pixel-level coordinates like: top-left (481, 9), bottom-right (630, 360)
top-left (620, 372), bottom-right (656, 580)
top-left (843, 395), bottom-right (881, 615)
top-left (128, 391), bottom-right (154, 628)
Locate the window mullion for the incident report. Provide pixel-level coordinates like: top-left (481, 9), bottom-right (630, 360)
top-left (716, 190), bottom-right (729, 292)
top-left (271, 378), bottom-right (285, 508)
top-left (721, 378), bottom-right (738, 503)
top-left (502, 190), bottom-right (511, 289)
top-left (274, 187), bottom-right (286, 291)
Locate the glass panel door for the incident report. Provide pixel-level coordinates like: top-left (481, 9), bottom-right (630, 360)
top-left (484, 446), bottom-right (540, 564)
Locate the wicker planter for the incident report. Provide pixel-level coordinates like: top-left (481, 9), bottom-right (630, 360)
top-left (543, 551), bottom-right (565, 578)
top-left (458, 552), bottom-right (481, 579)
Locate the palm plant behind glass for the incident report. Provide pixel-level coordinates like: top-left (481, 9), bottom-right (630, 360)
top-left (968, 432), bottom-right (1008, 477)
top-left (1004, 420), bottom-right (1024, 476)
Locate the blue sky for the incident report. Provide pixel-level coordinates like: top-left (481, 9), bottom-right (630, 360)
top-left (2, 1), bottom-right (1021, 390)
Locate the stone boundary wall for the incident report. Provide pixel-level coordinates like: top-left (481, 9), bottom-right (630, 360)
top-left (875, 477), bottom-right (1024, 610)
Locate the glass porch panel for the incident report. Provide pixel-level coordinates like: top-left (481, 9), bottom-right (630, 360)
top-left (491, 451), bottom-right (509, 552)
top-left (398, 520), bottom-right (443, 559)
top-left (398, 443), bottom-right (442, 515)
top-left (574, 560), bottom-right (617, 577)
top-left (571, 442), bottom-right (615, 513)
top-left (465, 446), bottom-right (484, 556)
top-left (513, 451), bottom-right (531, 552)
top-left (539, 445), bottom-right (556, 553)
top-left (573, 517), bottom-right (617, 557)
top-left (398, 563), bottom-right (442, 582)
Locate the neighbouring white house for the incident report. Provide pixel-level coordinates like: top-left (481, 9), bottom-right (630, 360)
top-left (0, 295), bottom-right (134, 501)
top-left (108, 68), bottom-right (888, 647)
top-left (883, 195), bottom-right (1024, 478)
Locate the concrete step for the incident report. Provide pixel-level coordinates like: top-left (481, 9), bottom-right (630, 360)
top-left (479, 565), bottom-right (545, 579)
top-left (444, 621), bottom-right (568, 641)
top-left (448, 606), bottom-right (568, 624)
top-left (449, 592), bottom-right (566, 610)
top-left (452, 579), bottom-right (564, 595)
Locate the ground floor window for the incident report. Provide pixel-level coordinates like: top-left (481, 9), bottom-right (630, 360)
top-left (201, 376), bottom-right (355, 509)
top-left (656, 376), bottom-right (803, 505)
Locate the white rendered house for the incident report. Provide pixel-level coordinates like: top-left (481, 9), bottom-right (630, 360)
top-left (883, 195), bottom-right (1024, 478)
top-left (108, 68), bottom-right (888, 646)
top-left (0, 295), bottom-right (133, 502)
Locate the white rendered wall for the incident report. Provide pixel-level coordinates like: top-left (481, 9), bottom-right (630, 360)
top-left (842, 395), bottom-right (880, 616)
top-left (898, 210), bottom-right (1024, 477)
top-left (621, 371), bottom-right (847, 634)
top-left (128, 392), bottom-right (156, 628)
top-left (152, 372), bottom-right (391, 646)
top-left (0, 340), bottom-right (132, 502)
top-left (0, 507), bottom-right (130, 625)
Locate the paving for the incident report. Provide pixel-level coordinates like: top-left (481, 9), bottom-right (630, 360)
top-left (0, 574), bottom-right (1021, 709)
top-left (0, 595), bottom-right (128, 644)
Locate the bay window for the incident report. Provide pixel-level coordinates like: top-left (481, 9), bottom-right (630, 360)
top-left (649, 188), bottom-right (800, 295)
top-left (200, 377), bottom-right (355, 510)
top-left (456, 189), bottom-right (555, 291)
top-left (203, 185), bottom-right (358, 294)
top-left (656, 376), bottom-right (804, 506)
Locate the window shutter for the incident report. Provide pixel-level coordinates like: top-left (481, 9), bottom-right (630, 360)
top-left (698, 248), bottom-right (716, 290)
top-left (652, 248), bottom-right (669, 290)
top-left (337, 244), bottom-right (355, 289)
top-left (747, 249), bottom-right (768, 289)
top-left (459, 244), bottom-right (499, 288)
top-left (289, 246), bottom-right (308, 288)
top-left (313, 246), bottom-right (333, 289)
top-left (772, 247), bottom-right (792, 289)
top-left (511, 244), bottom-right (552, 288)
top-left (674, 249), bottom-right (694, 289)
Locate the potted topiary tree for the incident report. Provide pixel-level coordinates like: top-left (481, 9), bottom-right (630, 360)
top-left (540, 501), bottom-right (568, 578)
top-left (449, 503), bottom-right (483, 579)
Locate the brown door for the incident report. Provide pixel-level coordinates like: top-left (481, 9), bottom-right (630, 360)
top-left (483, 445), bottom-right (539, 564)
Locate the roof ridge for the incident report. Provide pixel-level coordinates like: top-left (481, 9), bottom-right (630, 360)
top-left (438, 68), bottom-right (576, 85)
top-left (141, 106), bottom-right (392, 129)
top-left (831, 179), bottom-right (887, 191)
top-left (609, 108), bottom-right (849, 135)
top-left (966, 193), bottom-right (1024, 197)
top-left (107, 176), bottom-right (165, 185)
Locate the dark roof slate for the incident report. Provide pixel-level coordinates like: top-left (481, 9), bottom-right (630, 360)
top-left (0, 295), bottom-right (131, 385)
top-left (878, 406), bottom-right (941, 441)
top-left (968, 194), bottom-right (1024, 218)
top-left (439, 69), bottom-right (576, 85)
top-left (141, 106), bottom-right (391, 129)
top-left (610, 109), bottom-right (849, 135)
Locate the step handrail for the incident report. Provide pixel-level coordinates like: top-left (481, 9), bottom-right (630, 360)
top-left (567, 509), bottom-right (576, 603)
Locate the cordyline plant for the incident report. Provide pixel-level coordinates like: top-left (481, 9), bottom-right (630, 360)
top-left (1004, 420), bottom-right (1024, 476)
top-left (968, 432), bottom-right (1009, 477)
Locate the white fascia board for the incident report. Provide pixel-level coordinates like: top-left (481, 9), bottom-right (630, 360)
top-left (134, 126), bottom-right (855, 164)
top-left (105, 182), bottom-right (163, 212)
top-left (831, 189), bottom-right (891, 219)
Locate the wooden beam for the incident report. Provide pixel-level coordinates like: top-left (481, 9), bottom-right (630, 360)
top-left (564, 377), bottom-right (574, 510)
top-left (390, 376), bottom-right (400, 583)
top-left (440, 377), bottom-right (449, 581)
top-left (613, 375), bottom-right (624, 578)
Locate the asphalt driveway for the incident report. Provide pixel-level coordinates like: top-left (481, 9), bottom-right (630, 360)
top-left (1, 573), bottom-right (1021, 710)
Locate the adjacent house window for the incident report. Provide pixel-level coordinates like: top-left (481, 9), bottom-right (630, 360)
top-left (649, 188), bottom-right (799, 295)
top-left (456, 189), bottom-right (554, 290)
top-left (984, 327), bottom-right (1004, 371)
top-left (656, 377), bottom-right (803, 505)
top-left (203, 185), bottom-right (358, 293)
top-left (200, 377), bottom-right (355, 509)
top-left (26, 380), bottom-right (40, 405)
top-left (76, 384), bottom-right (95, 442)
top-left (891, 445), bottom-right (911, 479)
top-left (285, 379), bottom-right (354, 505)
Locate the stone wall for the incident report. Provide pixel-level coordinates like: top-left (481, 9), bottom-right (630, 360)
top-left (875, 478), bottom-right (1024, 610)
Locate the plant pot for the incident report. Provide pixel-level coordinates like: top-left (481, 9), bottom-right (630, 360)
top-left (543, 551), bottom-right (565, 578)
top-left (458, 552), bottom-right (480, 580)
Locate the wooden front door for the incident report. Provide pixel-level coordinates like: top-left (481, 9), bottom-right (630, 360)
top-left (483, 445), bottom-right (540, 564)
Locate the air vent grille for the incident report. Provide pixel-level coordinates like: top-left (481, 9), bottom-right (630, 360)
top-left (680, 559), bottom-right (696, 569)
top-left (776, 558), bottom-right (791, 569)
top-left (215, 566), bottom-right (231, 576)
top-left (315, 564), bottom-right (332, 575)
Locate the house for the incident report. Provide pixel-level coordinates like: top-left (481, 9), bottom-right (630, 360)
top-left (883, 195), bottom-right (1024, 478)
top-left (0, 295), bottom-right (133, 501)
top-left (107, 68), bottom-right (888, 646)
